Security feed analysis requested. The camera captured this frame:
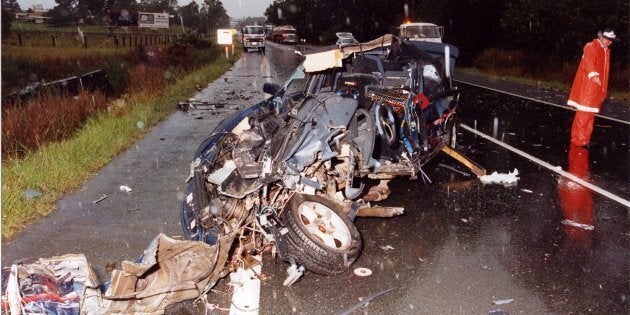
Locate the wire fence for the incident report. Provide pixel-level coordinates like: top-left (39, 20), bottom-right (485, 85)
top-left (3, 31), bottom-right (198, 49)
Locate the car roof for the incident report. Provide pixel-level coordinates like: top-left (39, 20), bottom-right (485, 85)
top-left (335, 32), bottom-right (354, 39)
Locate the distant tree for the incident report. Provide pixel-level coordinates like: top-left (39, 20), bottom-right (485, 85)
top-left (49, 0), bottom-right (79, 26)
top-left (76, 0), bottom-right (104, 24)
top-left (137, 0), bottom-right (176, 13)
top-left (108, 0), bottom-right (138, 11)
top-left (179, 0), bottom-right (203, 33)
top-left (236, 17), bottom-right (266, 30)
top-left (500, 0), bottom-right (628, 65)
top-left (203, 0), bottom-right (229, 31)
top-left (2, 0), bottom-right (21, 13)
top-left (1, 0), bottom-right (21, 38)
top-left (1, 7), bottom-right (13, 39)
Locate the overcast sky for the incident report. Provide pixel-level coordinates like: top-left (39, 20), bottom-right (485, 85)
top-left (17, 0), bottom-right (272, 19)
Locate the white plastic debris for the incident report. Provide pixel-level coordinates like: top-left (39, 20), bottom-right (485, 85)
top-left (22, 189), bottom-right (42, 199)
top-left (479, 169), bottom-right (519, 185)
top-left (520, 188), bottom-right (533, 193)
top-left (561, 219), bottom-right (594, 230)
top-left (283, 264), bottom-right (305, 286)
top-left (493, 298), bottom-right (514, 305)
top-left (353, 267), bottom-right (373, 277)
top-left (379, 245), bottom-right (395, 251)
top-left (119, 185), bottom-right (132, 193)
top-left (92, 195), bottom-right (108, 204)
top-left (229, 265), bottom-right (262, 314)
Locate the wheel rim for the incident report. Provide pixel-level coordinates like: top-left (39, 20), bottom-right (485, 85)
top-left (298, 201), bottom-right (352, 250)
top-left (381, 117), bottom-right (395, 142)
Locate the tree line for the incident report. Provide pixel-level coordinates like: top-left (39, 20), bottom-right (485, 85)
top-left (1, 0), bottom-right (229, 36)
top-left (264, 0), bottom-right (628, 67)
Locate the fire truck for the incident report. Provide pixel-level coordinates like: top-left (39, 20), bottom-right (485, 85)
top-left (272, 25), bottom-right (297, 44)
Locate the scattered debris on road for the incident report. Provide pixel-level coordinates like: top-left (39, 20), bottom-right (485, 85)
top-left (438, 163), bottom-right (471, 177)
top-left (561, 219), bottom-right (595, 230)
top-left (353, 267), bottom-right (373, 277)
top-left (493, 298), bottom-right (514, 305)
top-left (338, 286), bottom-right (395, 315)
top-left (92, 194), bottom-right (108, 204)
top-left (379, 245), bottom-right (395, 251)
top-left (177, 100), bottom-right (226, 112)
top-left (479, 169), bottom-right (519, 185)
top-left (118, 185), bottom-right (132, 194)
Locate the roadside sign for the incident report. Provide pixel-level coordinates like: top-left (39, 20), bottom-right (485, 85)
top-left (217, 29), bottom-right (234, 59)
top-left (217, 29), bottom-right (233, 45)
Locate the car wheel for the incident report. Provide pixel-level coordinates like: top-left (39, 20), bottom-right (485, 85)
top-left (280, 194), bottom-right (362, 275)
top-left (376, 103), bottom-right (398, 148)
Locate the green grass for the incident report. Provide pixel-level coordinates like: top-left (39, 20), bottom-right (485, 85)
top-left (2, 45), bottom-right (134, 59)
top-left (1, 53), bottom-right (240, 239)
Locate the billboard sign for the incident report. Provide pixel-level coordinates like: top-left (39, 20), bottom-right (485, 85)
top-left (138, 12), bottom-right (169, 29)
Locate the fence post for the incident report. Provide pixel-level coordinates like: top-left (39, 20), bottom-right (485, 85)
top-left (122, 36), bottom-right (126, 47)
top-left (84, 35), bottom-right (88, 48)
top-left (51, 35), bottom-right (56, 47)
top-left (18, 33), bottom-right (22, 46)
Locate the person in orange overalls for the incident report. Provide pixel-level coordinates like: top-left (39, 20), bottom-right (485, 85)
top-left (567, 28), bottom-right (620, 147)
top-left (558, 145), bottom-right (593, 247)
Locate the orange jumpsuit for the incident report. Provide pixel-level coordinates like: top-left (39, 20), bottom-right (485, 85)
top-left (558, 145), bottom-right (593, 247)
top-left (567, 38), bottom-right (610, 146)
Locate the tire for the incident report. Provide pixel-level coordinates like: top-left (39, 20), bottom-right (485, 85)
top-left (280, 194), bottom-right (362, 275)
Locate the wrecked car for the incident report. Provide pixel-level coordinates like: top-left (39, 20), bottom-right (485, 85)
top-left (182, 34), bottom-right (463, 280)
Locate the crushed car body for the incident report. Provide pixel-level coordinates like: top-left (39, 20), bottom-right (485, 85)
top-left (182, 34), bottom-right (466, 279)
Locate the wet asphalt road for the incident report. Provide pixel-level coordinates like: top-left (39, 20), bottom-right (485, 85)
top-left (3, 42), bottom-right (629, 314)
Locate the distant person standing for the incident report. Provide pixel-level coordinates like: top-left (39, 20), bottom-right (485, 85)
top-left (567, 28), bottom-right (620, 147)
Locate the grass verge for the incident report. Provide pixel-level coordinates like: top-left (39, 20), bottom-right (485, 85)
top-left (1, 54), bottom-right (239, 239)
top-left (458, 66), bottom-right (630, 102)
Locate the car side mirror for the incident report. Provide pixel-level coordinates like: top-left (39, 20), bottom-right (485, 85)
top-left (263, 82), bottom-right (281, 96)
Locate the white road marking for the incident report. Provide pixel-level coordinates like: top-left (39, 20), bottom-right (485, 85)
top-left (460, 123), bottom-right (630, 208)
top-left (456, 80), bottom-right (630, 126)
